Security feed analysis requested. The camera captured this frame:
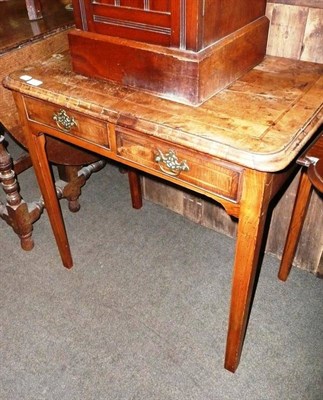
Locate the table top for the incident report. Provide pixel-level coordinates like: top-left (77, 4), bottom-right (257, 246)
top-left (3, 52), bottom-right (323, 172)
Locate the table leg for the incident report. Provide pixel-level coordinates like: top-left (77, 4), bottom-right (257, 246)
top-left (278, 169), bottom-right (312, 281)
top-left (128, 168), bottom-right (142, 209)
top-left (26, 132), bottom-right (73, 268)
top-left (225, 170), bottom-right (271, 372)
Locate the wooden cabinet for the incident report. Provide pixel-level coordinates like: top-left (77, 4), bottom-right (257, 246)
top-left (71, 0), bottom-right (266, 50)
top-left (69, 0), bottom-right (269, 105)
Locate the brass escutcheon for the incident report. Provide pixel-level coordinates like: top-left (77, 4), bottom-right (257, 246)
top-left (155, 148), bottom-right (190, 177)
top-left (52, 109), bottom-right (77, 131)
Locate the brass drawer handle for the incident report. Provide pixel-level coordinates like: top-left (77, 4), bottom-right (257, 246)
top-left (53, 109), bottom-right (77, 131)
top-left (155, 148), bottom-right (190, 177)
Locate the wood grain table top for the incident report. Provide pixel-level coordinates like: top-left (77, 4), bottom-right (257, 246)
top-left (3, 52), bottom-right (323, 172)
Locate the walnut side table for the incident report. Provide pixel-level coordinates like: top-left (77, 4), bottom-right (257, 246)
top-left (3, 53), bottom-right (323, 372)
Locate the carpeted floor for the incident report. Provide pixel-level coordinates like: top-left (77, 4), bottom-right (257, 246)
top-left (0, 142), bottom-right (322, 400)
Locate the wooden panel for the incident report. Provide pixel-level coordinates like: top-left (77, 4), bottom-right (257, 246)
top-left (266, 2), bottom-right (323, 63)
top-left (202, 0), bottom-right (267, 49)
top-left (266, 4), bottom-right (309, 58)
top-left (301, 8), bottom-right (323, 63)
top-left (142, 177), bottom-right (184, 215)
top-left (150, 0), bottom-right (171, 12)
top-left (119, 0), bottom-right (144, 8)
top-left (269, 0), bottom-right (323, 8)
top-left (77, 0), bottom-right (173, 46)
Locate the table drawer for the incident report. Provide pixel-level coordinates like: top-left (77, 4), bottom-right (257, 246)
top-left (24, 97), bottom-right (109, 147)
top-left (116, 127), bottom-right (242, 201)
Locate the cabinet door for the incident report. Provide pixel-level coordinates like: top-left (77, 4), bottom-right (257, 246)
top-left (72, 0), bottom-right (181, 46)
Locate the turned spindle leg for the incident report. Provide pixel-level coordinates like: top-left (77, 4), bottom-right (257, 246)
top-left (0, 134), bottom-right (38, 250)
top-left (57, 165), bottom-right (82, 212)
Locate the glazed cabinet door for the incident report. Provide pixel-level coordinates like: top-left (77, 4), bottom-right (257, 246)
top-left (71, 0), bottom-right (182, 46)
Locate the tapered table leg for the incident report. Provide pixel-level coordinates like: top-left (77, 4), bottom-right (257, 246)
top-left (26, 133), bottom-right (73, 268)
top-left (278, 169), bottom-right (312, 281)
top-left (225, 170), bottom-right (271, 372)
top-left (13, 93), bottom-right (73, 268)
top-left (128, 168), bottom-right (142, 209)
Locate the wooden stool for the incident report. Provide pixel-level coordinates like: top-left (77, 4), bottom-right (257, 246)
top-left (278, 133), bottom-right (323, 281)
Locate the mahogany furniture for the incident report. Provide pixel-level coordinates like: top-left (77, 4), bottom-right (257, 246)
top-left (68, 0), bottom-right (269, 105)
top-left (278, 133), bottom-right (323, 281)
top-left (3, 53), bottom-right (323, 372)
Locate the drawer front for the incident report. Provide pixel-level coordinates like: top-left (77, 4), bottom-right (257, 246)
top-left (116, 127), bottom-right (242, 201)
top-left (24, 97), bottom-right (109, 148)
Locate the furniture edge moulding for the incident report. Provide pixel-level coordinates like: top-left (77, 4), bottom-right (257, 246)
top-left (68, 17), bottom-right (270, 106)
